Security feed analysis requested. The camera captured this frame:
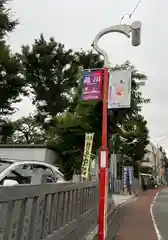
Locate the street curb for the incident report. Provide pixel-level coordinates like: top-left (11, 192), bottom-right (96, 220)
top-left (107, 195), bottom-right (137, 240)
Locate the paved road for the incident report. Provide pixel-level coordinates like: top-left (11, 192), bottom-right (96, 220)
top-left (152, 188), bottom-right (168, 239)
top-left (114, 189), bottom-right (159, 240)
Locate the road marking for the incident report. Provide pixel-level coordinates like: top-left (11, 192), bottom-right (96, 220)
top-left (150, 191), bottom-right (163, 240)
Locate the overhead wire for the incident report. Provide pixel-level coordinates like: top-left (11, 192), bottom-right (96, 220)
top-left (129, 0), bottom-right (143, 18)
top-left (120, 0), bottom-right (143, 23)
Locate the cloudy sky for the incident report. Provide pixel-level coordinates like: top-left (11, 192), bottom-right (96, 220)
top-left (7, 0), bottom-right (168, 148)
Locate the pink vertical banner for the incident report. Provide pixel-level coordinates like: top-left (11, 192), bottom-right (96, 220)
top-left (82, 70), bottom-right (103, 101)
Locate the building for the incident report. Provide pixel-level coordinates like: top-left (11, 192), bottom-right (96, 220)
top-left (0, 144), bottom-right (57, 164)
top-left (140, 141), bottom-right (156, 173)
top-left (140, 140), bottom-right (164, 182)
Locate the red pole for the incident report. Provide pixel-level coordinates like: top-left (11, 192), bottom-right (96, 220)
top-left (101, 67), bottom-right (108, 149)
top-left (98, 67), bottom-right (109, 240)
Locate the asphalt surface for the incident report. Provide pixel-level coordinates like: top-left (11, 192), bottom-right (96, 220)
top-left (94, 188), bottom-right (167, 240)
top-left (152, 188), bottom-right (168, 239)
top-left (114, 189), bottom-right (157, 240)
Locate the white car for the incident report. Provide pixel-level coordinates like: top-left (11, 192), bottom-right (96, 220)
top-left (0, 158), bottom-right (66, 186)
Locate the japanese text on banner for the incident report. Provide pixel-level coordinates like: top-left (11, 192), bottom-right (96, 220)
top-left (82, 71), bottom-right (102, 101)
top-left (81, 133), bottom-right (94, 179)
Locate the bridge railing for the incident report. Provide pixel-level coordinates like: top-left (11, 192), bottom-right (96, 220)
top-left (0, 181), bottom-right (98, 240)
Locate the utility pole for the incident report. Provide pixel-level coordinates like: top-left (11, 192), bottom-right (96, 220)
top-left (92, 21), bottom-right (142, 240)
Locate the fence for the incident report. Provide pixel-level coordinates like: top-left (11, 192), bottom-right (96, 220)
top-left (108, 177), bottom-right (142, 195)
top-left (0, 181), bottom-right (98, 240)
top-left (108, 178), bottom-right (122, 194)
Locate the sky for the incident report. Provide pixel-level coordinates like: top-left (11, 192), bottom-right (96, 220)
top-left (7, 0), bottom-right (168, 148)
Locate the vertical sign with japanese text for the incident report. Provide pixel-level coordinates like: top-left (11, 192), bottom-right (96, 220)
top-left (81, 133), bottom-right (94, 179)
top-left (123, 166), bottom-right (133, 187)
top-left (82, 70), bottom-right (103, 101)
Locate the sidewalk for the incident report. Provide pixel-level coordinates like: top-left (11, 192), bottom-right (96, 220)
top-left (114, 189), bottom-right (159, 240)
top-left (87, 194), bottom-right (134, 240)
top-left (108, 193), bottom-right (133, 214)
top-left (112, 194), bottom-right (133, 207)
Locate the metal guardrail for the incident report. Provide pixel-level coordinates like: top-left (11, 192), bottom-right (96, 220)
top-left (0, 181), bottom-right (98, 240)
top-left (108, 178), bottom-right (142, 195)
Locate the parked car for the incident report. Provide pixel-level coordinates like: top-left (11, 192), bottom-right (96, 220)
top-left (140, 173), bottom-right (158, 190)
top-left (0, 158), bottom-right (66, 186)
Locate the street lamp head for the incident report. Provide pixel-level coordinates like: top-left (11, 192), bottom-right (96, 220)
top-left (131, 21), bottom-right (142, 47)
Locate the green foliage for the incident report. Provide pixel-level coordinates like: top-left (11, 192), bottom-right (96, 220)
top-left (0, 119), bottom-right (14, 143)
top-left (12, 115), bottom-right (46, 144)
top-left (0, 0), bottom-right (25, 115)
top-left (46, 53), bottom-right (149, 177)
top-left (47, 112), bottom-right (89, 179)
top-left (21, 35), bottom-right (79, 123)
top-left (0, 2), bottom-right (149, 180)
top-left (119, 115), bottom-right (149, 161)
top-left (9, 30), bottom-right (149, 177)
top-left (46, 52), bottom-right (104, 176)
top-left (0, 0), bottom-right (18, 39)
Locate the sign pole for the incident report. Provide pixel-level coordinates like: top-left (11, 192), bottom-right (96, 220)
top-left (91, 21), bottom-right (142, 240)
top-left (98, 67), bottom-right (109, 240)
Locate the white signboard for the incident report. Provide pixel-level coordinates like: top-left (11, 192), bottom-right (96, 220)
top-left (108, 69), bottom-right (132, 109)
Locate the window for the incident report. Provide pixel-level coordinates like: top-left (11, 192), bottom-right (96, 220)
top-left (0, 163), bottom-right (57, 185)
top-left (0, 161), bottom-right (12, 173)
top-left (1, 164), bottom-right (32, 185)
top-left (30, 164), bottom-right (56, 184)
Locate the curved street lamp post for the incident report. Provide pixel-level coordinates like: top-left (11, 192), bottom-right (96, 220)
top-left (92, 21), bottom-right (142, 240)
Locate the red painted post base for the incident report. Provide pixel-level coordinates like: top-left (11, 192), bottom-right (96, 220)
top-left (98, 148), bottom-right (108, 240)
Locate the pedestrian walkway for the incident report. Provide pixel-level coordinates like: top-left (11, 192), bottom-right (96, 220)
top-left (87, 194), bottom-right (134, 240)
top-left (108, 194), bottom-right (133, 213)
top-left (113, 194), bottom-right (133, 207)
top-left (115, 189), bottom-right (159, 240)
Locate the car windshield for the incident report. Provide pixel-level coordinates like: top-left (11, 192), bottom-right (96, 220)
top-left (0, 160), bottom-right (13, 173)
top-left (54, 166), bottom-right (65, 179)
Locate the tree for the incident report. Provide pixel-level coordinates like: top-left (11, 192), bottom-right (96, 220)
top-left (20, 35), bottom-right (79, 123)
top-left (0, 0), bottom-right (26, 115)
top-left (0, 119), bottom-right (14, 143)
top-left (45, 51), bottom-right (104, 178)
top-left (47, 51), bottom-right (149, 178)
top-left (20, 41), bottom-right (149, 177)
top-left (12, 115), bottom-right (46, 144)
top-left (116, 115), bottom-right (149, 177)
top-left (47, 112), bottom-right (91, 180)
